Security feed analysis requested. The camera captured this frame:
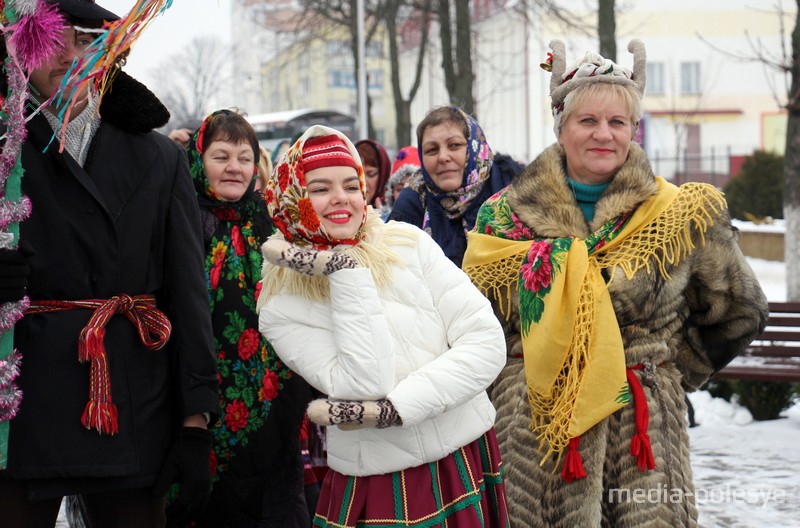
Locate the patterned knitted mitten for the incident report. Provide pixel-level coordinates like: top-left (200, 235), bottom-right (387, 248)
top-left (262, 238), bottom-right (358, 276)
top-left (307, 398), bottom-right (403, 430)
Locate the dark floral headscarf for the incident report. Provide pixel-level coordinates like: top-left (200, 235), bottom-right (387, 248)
top-left (416, 107), bottom-right (494, 222)
top-left (188, 110), bottom-right (263, 225)
top-left (409, 107), bottom-right (497, 266)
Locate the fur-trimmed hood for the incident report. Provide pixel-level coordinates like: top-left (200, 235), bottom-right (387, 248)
top-left (507, 142), bottom-right (658, 237)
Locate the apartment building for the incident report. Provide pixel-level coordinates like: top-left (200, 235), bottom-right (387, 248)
top-left (232, 0), bottom-right (794, 180)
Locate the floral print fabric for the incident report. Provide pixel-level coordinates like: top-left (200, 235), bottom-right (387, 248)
top-left (187, 112), bottom-right (302, 513)
top-left (472, 189), bottom-right (632, 335)
top-left (416, 107), bottom-right (494, 226)
top-left (264, 125), bottom-right (367, 250)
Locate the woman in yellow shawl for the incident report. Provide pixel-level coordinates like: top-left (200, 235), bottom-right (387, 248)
top-left (463, 39), bottom-right (768, 527)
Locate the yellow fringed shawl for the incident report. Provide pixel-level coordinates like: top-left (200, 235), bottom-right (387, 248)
top-left (463, 177), bottom-right (726, 463)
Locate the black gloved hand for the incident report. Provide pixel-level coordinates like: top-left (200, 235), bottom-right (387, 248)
top-left (0, 242), bottom-right (33, 304)
top-left (153, 427), bottom-right (213, 527)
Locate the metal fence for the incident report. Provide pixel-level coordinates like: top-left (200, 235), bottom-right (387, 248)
top-left (650, 146), bottom-right (736, 187)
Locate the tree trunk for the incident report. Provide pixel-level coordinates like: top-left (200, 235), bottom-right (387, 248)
top-left (438, 0), bottom-right (456, 102)
top-left (598, 0), bottom-right (616, 61)
top-left (386, 1), bottom-right (430, 146)
top-left (436, 0), bottom-right (474, 115)
top-left (454, 0), bottom-right (474, 116)
top-left (348, 0), bottom-right (375, 139)
top-left (785, 0), bottom-right (800, 301)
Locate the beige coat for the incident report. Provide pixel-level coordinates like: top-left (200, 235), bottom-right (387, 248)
top-left (479, 143), bottom-right (768, 527)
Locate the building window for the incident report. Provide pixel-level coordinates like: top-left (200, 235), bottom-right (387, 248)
top-left (327, 69), bottom-right (355, 88)
top-left (327, 40), bottom-right (349, 58)
top-left (680, 62), bottom-right (701, 95)
top-left (647, 62), bottom-right (664, 95)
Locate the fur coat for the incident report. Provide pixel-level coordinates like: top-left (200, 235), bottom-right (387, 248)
top-left (482, 142), bottom-right (768, 527)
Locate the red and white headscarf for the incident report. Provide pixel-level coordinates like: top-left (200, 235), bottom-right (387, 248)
top-left (264, 125), bottom-right (367, 250)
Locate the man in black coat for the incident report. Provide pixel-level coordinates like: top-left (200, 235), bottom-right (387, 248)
top-left (0, 1), bottom-right (219, 526)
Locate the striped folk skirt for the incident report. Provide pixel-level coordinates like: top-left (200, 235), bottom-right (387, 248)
top-left (313, 428), bottom-right (509, 528)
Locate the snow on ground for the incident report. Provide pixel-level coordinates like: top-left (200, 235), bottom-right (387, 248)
top-left (747, 257), bottom-right (787, 302)
top-left (688, 394), bottom-right (800, 528)
top-left (688, 256), bottom-right (799, 527)
top-left (732, 218), bottom-right (786, 235)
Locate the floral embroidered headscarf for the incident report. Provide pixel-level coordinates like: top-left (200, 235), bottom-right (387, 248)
top-left (406, 107), bottom-right (500, 266)
top-left (187, 109), bottom-right (261, 215)
top-left (265, 124), bottom-right (367, 250)
top-left (417, 107), bottom-right (494, 221)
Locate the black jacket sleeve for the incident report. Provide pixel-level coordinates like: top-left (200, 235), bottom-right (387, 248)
top-left (387, 187), bottom-right (425, 227)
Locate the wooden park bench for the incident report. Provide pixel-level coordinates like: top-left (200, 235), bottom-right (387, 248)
top-left (713, 301), bottom-right (800, 383)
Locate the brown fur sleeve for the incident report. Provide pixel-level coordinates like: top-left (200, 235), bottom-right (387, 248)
top-left (677, 210), bottom-right (769, 389)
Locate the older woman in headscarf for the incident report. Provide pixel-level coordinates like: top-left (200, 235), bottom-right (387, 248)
top-left (186, 110), bottom-right (313, 527)
top-left (462, 40), bottom-right (768, 527)
top-left (389, 107), bottom-right (522, 267)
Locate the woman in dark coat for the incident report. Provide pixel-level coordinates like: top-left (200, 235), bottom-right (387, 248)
top-left (186, 110), bottom-right (313, 527)
top-left (388, 106), bottom-right (523, 267)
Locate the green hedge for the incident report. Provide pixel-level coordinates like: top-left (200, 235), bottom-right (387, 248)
top-left (700, 379), bottom-right (799, 421)
top-left (723, 150), bottom-right (784, 220)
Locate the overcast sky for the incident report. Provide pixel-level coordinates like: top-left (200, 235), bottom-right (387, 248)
top-left (100, 0), bottom-right (232, 85)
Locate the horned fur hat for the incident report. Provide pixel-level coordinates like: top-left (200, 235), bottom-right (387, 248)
top-left (543, 39), bottom-right (646, 135)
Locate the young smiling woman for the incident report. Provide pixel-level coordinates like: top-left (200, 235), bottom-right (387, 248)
top-left (258, 125), bottom-right (510, 528)
top-left (305, 165), bottom-right (366, 241)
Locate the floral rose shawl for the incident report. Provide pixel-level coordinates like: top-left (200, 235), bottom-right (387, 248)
top-left (187, 112), bottom-right (308, 510)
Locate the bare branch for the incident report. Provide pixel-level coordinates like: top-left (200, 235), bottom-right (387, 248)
top-left (696, 32), bottom-right (791, 73)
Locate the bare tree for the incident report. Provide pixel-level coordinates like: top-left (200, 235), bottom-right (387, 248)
top-left (296, 0), bottom-right (432, 146)
top-left (437, 0), bottom-right (474, 116)
top-left (786, 0), bottom-right (800, 300)
top-left (150, 36), bottom-right (233, 130)
top-left (599, 0), bottom-right (616, 60)
top-left (383, 0), bottom-right (430, 146)
top-left (697, 1), bottom-right (799, 300)
top-left (299, 0), bottom-right (385, 138)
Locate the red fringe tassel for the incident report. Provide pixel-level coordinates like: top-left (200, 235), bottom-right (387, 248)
top-left (26, 294), bottom-right (171, 436)
top-left (561, 436), bottom-right (587, 482)
top-left (81, 400), bottom-right (119, 435)
top-left (626, 367), bottom-right (656, 472)
top-left (79, 326), bottom-right (106, 361)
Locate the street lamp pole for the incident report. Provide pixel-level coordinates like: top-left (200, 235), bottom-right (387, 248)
top-left (356, 0), bottom-right (368, 139)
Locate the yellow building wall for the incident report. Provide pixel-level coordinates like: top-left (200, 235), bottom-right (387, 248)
top-left (763, 113), bottom-right (787, 155)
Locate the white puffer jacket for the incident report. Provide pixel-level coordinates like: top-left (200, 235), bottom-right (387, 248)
top-left (259, 221), bottom-right (506, 476)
